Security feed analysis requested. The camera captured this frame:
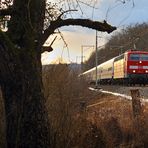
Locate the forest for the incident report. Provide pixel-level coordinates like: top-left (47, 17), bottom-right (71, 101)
top-left (85, 23), bottom-right (148, 70)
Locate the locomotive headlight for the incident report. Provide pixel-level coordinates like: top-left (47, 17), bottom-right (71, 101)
top-left (133, 70), bottom-right (136, 73)
top-left (146, 70), bottom-right (148, 73)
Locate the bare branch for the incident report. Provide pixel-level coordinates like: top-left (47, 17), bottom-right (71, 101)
top-left (41, 19), bottom-right (116, 45)
top-left (41, 36), bottom-right (57, 53)
top-left (57, 9), bottom-right (78, 19)
top-left (41, 46), bottom-right (53, 53)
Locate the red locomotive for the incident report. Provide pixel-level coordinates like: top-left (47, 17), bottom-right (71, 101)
top-left (82, 50), bottom-right (148, 85)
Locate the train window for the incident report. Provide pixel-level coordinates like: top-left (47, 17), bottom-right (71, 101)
top-left (141, 54), bottom-right (148, 61)
top-left (129, 54), bottom-right (148, 61)
top-left (129, 54), bottom-right (139, 61)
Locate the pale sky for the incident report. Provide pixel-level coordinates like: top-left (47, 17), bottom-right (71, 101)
top-left (42, 0), bottom-right (148, 65)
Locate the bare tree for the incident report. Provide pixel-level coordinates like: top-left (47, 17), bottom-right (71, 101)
top-left (0, 0), bottom-right (116, 147)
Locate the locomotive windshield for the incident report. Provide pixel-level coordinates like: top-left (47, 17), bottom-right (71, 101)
top-left (129, 54), bottom-right (148, 61)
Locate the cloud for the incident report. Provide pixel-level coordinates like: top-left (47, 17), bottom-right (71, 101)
top-left (42, 26), bottom-right (107, 65)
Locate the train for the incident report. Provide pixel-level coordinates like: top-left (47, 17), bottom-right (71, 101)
top-left (82, 50), bottom-right (148, 85)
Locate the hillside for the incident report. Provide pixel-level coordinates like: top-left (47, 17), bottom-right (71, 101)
top-left (85, 23), bottom-right (148, 70)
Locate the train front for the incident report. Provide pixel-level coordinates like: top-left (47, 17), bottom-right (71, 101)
top-left (126, 50), bottom-right (148, 85)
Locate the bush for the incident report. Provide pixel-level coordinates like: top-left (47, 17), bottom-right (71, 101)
top-left (43, 64), bottom-right (91, 148)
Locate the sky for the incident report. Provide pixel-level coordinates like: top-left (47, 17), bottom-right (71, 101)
top-left (41, 0), bottom-right (148, 65)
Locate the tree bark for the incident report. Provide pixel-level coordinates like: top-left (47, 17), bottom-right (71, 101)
top-left (0, 0), bottom-right (50, 146)
top-left (0, 32), bottom-right (50, 147)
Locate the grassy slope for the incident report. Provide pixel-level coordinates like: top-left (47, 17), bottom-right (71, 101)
top-left (0, 64), bottom-right (148, 147)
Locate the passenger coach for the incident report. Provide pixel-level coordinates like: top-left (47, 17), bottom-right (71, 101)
top-left (82, 50), bottom-right (148, 85)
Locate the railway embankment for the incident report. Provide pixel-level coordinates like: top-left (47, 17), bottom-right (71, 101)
top-left (85, 87), bottom-right (148, 147)
top-left (1, 62), bottom-right (148, 147)
top-left (93, 85), bottom-right (148, 99)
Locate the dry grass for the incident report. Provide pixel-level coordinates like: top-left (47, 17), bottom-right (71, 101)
top-left (42, 64), bottom-right (100, 148)
top-left (0, 64), bottom-right (148, 147)
top-left (87, 95), bottom-right (148, 147)
top-left (41, 64), bottom-right (148, 147)
top-left (42, 64), bottom-right (148, 147)
top-left (87, 97), bottom-right (132, 147)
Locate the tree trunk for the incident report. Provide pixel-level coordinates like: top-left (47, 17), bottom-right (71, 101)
top-left (0, 43), bottom-right (50, 147)
top-left (0, 0), bottom-right (50, 146)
